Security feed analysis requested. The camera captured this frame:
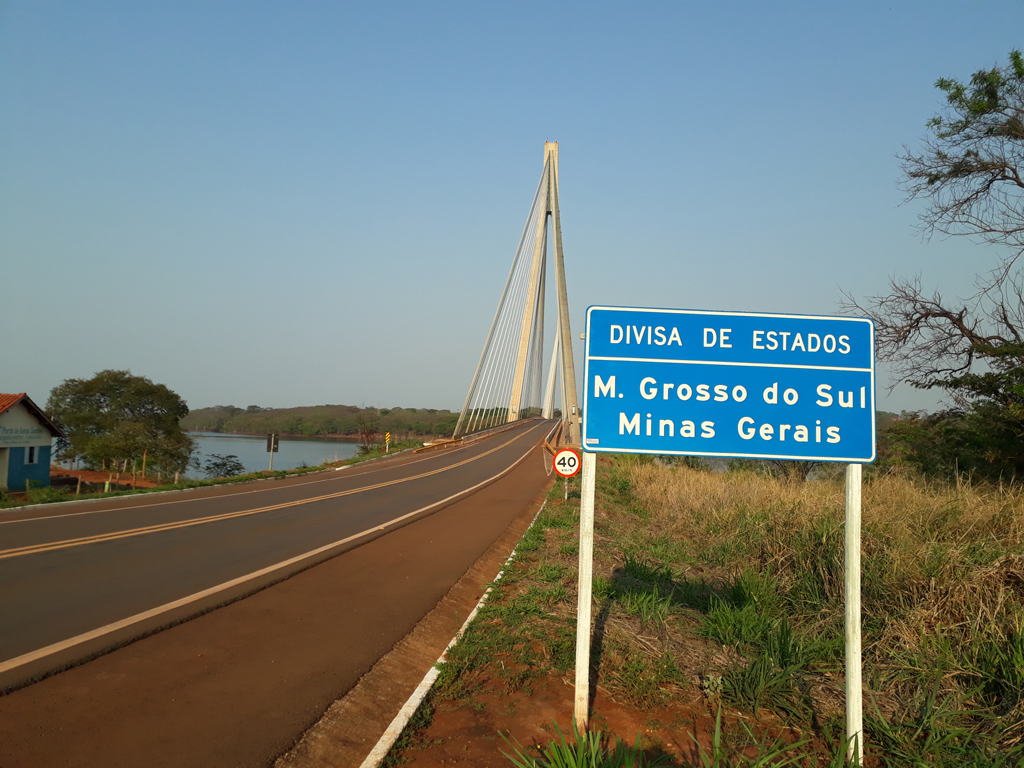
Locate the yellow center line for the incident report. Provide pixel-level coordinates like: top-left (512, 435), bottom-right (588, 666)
top-left (1, 424), bottom-right (543, 561)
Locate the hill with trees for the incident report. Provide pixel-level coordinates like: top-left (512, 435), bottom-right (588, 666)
top-left (180, 403), bottom-right (459, 438)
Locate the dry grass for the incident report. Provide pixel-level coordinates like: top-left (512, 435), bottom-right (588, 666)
top-left (626, 462), bottom-right (1024, 643)
top-left (623, 458), bottom-right (1024, 755)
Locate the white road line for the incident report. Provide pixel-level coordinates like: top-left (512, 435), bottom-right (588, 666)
top-left (0, 429), bottom-right (512, 526)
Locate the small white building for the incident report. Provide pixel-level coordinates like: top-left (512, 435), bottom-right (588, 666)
top-left (0, 393), bottom-right (64, 492)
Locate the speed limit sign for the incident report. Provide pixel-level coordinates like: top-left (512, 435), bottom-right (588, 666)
top-left (553, 448), bottom-right (581, 478)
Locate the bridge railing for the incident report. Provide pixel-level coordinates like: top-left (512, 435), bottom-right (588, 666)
top-left (416, 418), bottom-right (549, 454)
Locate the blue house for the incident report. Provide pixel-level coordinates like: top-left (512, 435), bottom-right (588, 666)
top-left (0, 393), bottom-right (65, 492)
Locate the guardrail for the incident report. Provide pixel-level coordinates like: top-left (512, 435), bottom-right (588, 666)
top-left (415, 418), bottom-right (550, 454)
top-left (413, 438), bottom-right (461, 454)
top-left (542, 420), bottom-right (563, 456)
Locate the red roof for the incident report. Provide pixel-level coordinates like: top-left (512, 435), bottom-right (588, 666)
top-left (0, 393), bottom-right (25, 414)
top-left (0, 393), bottom-right (65, 438)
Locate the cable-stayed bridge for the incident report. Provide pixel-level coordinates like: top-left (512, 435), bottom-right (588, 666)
top-left (454, 141), bottom-right (580, 443)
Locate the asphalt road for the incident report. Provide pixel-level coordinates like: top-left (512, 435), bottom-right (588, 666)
top-left (0, 419), bottom-right (557, 768)
top-left (0, 420), bottom-right (549, 675)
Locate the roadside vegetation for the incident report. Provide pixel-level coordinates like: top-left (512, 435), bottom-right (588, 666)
top-left (844, 49), bottom-right (1024, 484)
top-left (385, 454), bottom-right (1024, 766)
top-left (0, 438), bottom-right (424, 511)
top-left (29, 368), bottom-right (453, 506)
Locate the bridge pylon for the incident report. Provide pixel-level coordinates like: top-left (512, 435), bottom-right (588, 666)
top-left (453, 142), bottom-right (580, 442)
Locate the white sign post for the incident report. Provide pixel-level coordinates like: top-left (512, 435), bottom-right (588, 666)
top-left (845, 463), bottom-right (863, 764)
top-left (573, 450), bottom-right (596, 728)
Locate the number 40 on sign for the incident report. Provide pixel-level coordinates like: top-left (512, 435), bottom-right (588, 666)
top-left (553, 448), bottom-right (581, 478)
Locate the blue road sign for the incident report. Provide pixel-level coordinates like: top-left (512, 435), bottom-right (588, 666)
top-left (581, 306), bottom-right (876, 463)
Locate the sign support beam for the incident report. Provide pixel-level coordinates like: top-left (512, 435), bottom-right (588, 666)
top-left (573, 450), bottom-right (596, 729)
top-left (845, 462), bottom-right (864, 765)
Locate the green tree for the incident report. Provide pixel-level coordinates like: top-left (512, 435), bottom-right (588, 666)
top-left (47, 370), bottom-right (195, 474)
top-left (844, 52), bottom-right (1024, 478)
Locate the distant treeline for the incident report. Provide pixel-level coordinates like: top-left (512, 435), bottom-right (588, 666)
top-left (181, 404), bottom-right (459, 437)
top-left (183, 405), bottom-right (901, 444)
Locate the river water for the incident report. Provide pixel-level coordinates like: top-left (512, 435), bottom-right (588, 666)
top-left (189, 432), bottom-right (362, 475)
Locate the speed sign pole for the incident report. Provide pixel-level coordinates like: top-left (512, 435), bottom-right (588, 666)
top-left (553, 447), bottom-right (580, 500)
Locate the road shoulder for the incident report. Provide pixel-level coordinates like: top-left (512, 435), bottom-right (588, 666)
top-left (274, 477), bottom-right (553, 768)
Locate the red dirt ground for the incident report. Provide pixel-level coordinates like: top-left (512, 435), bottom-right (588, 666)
top-left (389, 666), bottom-right (810, 767)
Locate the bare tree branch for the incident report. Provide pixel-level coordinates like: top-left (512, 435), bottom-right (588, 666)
top-left (840, 275), bottom-right (1024, 390)
top-left (843, 52), bottom-right (1024, 395)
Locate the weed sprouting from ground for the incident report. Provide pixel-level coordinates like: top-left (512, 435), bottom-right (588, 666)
top-left (537, 563), bottom-right (568, 582)
top-left (688, 705), bottom-right (827, 768)
top-left (25, 485), bottom-right (69, 504)
top-left (721, 650), bottom-right (812, 723)
top-left (701, 599), bottom-right (774, 649)
top-left (502, 720), bottom-right (670, 768)
top-left (622, 554), bottom-right (674, 584)
top-left (616, 587), bottom-right (673, 627)
top-left (609, 647), bottom-right (687, 708)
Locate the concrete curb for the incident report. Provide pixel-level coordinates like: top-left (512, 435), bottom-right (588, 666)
top-left (358, 499), bottom-right (549, 768)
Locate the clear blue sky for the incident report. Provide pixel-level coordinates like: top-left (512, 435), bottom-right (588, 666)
top-left (2, 2), bottom-right (1021, 414)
